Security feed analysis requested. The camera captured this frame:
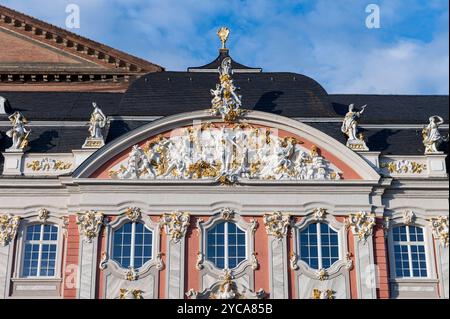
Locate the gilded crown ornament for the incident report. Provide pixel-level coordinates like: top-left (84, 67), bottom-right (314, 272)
top-left (0, 214), bottom-right (21, 246)
top-left (217, 27), bottom-right (230, 49)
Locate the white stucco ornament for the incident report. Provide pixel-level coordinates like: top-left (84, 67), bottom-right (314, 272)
top-left (160, 211), bottom-right (190, 243)
top-left (0, 214), bottom-right (21, 246)
top-left (422, 115), bottom-right (448, 154)
top-left (345, 211), bottom-right (376, 242)
top-left (430, 216), bottom-right (448, 247)
top-left (6, 111), bottom-right (30, 151)
top-left (124, 207), bottom-right (141, 223)
top-left (402, 210), bottom-right (416, 225)
top-left (263, 211), bottom-right (291, 239)
top-left (186, 269), bottom-right (265, 299)
top-left (76, 211), bottom-right (104, 243)
top-left (109, 125), bottom-right (341, 184)
top-left (37, 208), bottom-right (50, 223)
top-left (341, 103), bottom-right (369, 151)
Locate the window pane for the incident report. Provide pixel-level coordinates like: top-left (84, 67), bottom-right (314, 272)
top-left (206, 222), bottom-right (226, 269)
top-left (392, 226), bottom-right (427, 278)
top-left (22, 224), bottom-right (58, 277)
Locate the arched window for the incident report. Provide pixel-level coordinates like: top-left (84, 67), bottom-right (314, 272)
top-left (112, 222), bottom-right (153, 268)
top-left (392, 225), bottom-right (427, 278)
top-left (22, 224), bottom-right (58, 277)
top-left (206, 221), bottom-right (246, 269)
top-left (298, 223), bottom-right (339, 269)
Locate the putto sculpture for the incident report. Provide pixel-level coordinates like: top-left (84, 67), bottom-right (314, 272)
top-left (6, 111), bottom-right (30, 151)
top-left (422, 115), bottom-right (448, 154)
top-left (341, 103), bottom-right (369, 151)
top-left (83, 102), bottom-right (107, 148)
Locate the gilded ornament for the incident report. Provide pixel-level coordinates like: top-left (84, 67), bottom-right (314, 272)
top-left (76, 211), bottom-right (104, 243)
top-left (345, 211), bottom-right (376, 242)
top-left (313, 208), bottom-right (327, 221)
top-left (217, 27), bottom-right (230, 49)
top-left (316, 268), bottom-right (329, 281)
top-left (160, 211), bottom-right (190, 243)
top-left (430, 216), bottom-right (448, 247)
top-left (263, 212), bottom-right (291, 239)
top-left (312, 288), bottom-right (335, 299)
top-left (124, 207), bottom-right (142, 223)
top-left (0, 214), bottom-right (21, 246)
top-left (380, 160), bottom-right (427, 174)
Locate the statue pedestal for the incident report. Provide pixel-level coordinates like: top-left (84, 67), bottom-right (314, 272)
top-left (346, 139), bottom-right (369, 151)
top-left (82, 137), bottom-right (105, 149)
top-left (1, 150), bottom-right (24, 175)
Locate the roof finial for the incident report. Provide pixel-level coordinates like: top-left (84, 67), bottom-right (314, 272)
top-left (217, 27), bottom-right (230, 50)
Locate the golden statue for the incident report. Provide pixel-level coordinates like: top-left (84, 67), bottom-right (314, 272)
top-left (217, 27), bottom-right (230, 49)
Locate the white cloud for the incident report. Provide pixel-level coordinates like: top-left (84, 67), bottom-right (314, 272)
top-left (1, 0), bottom-right (448, 94)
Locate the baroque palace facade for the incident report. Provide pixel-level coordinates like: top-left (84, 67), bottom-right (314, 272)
top-left (0, 5), bottom-right (448, 300)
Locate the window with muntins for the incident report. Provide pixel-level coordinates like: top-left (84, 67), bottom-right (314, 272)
top-left (22, 224), bottom-right (58, 277)
top-left (298, 223), bottom-right (339, 269)
top-left (112, 222), bottom-right (153, 268)
top-left (392, 225), bottom-right (428, 278)
top-left (206, 221), bottom-right (246, 269)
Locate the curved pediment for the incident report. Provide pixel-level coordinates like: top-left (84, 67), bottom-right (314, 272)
top-left (73, 111), bottom-right (380, 182)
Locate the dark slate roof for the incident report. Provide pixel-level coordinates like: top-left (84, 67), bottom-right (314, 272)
top-left (0, 70), bottom-right (449, 165)
top-left (187, 49), bottom-right (262, 72)
top-left (306, 122), bottom-right (449, 155)
top-left (119, 71), bottom-right (333, 117)
top-left (0, 92), bottom-right (123, 121)
top-left (330, 94), bottom-right (449, 124)
top-left (1, 75), bottom-right (448, 124)
top-left (0, 126), bottom-right (87, 153)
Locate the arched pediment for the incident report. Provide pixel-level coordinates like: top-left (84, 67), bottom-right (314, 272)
top-left (73, 110), bottom-right (380, 182)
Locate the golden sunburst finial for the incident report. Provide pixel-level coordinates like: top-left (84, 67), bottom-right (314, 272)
top-left (217, 27), bottom-right (230, 49)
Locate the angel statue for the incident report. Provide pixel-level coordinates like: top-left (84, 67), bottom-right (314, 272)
top-left (6, 111), bottom-right (31, 151)
top-left (422, 115), bottom-right (448, 154)
top-left (341, 103), bottom-right (366, 141)
top-left (88, 102), bottom-right (107, 139)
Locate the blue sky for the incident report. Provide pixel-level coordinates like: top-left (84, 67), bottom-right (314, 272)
top-left (2, 0), bottom-right (448, 94)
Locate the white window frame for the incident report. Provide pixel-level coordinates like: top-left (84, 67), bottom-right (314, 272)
top-left (21, 223), bottom-right (59, 278)
top-left (197, 209), bottom-right (255, 278)
top-left (297, 222), bottom-right (341, 270)
top-left (103, 212), bottom-right (160, 279)
top-left (111, 221), bottom-right (154, 269)
top-left (391, 225), bottom-right (429, 279)
top-left (206, 220), bottom-right (247, 269)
